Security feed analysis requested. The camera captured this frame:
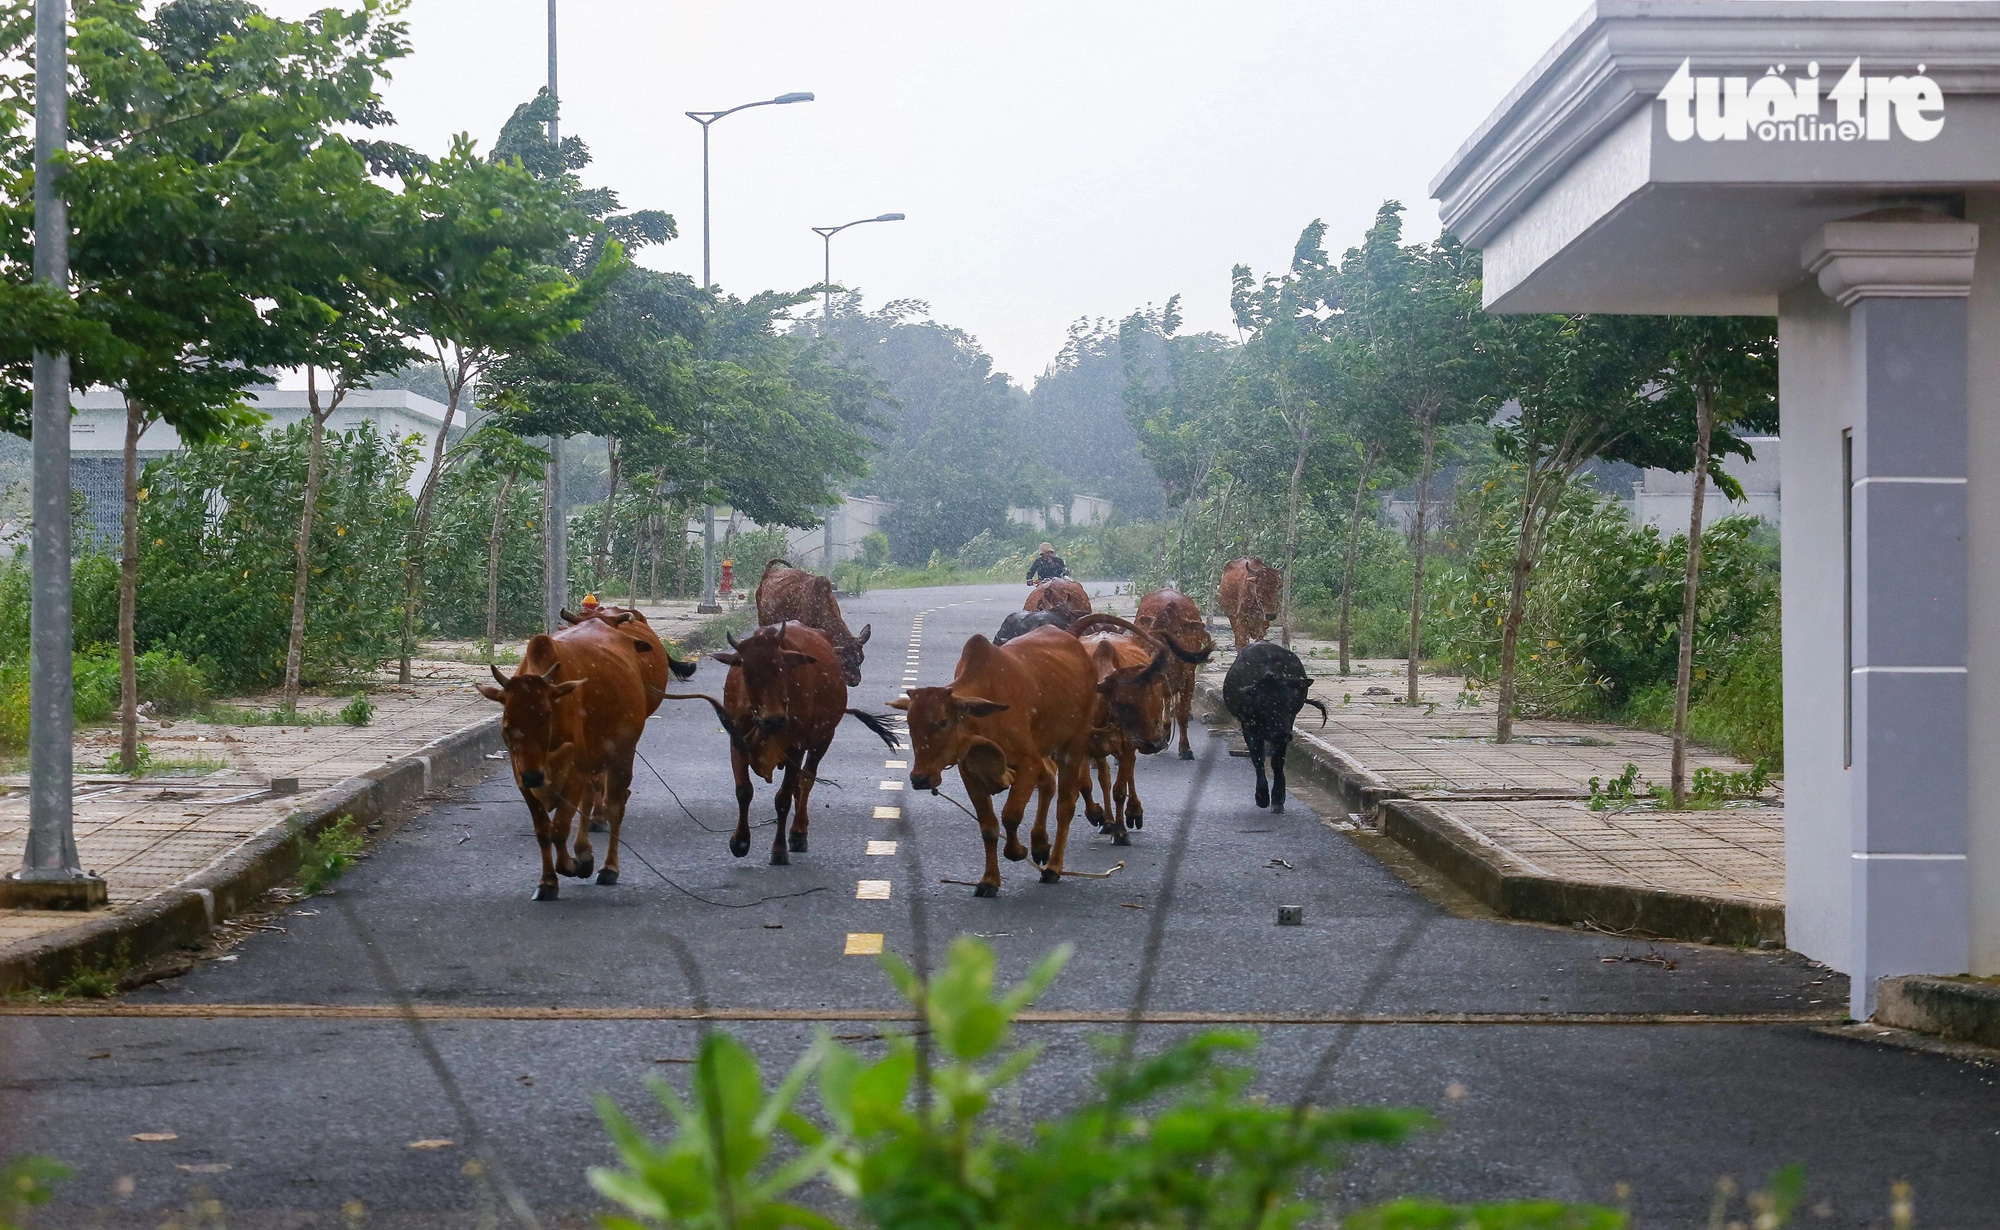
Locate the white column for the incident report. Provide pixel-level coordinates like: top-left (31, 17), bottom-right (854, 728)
top-left (1800, 212), bottom-right (1978, 1018)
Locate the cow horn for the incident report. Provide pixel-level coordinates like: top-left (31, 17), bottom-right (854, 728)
top-left (559, 608), bottom-right (581, 624)
top-left (490, 664), bottom-right (510, 689)
top-left (609, 611), bottom-right (635, 625)
top-left (725, 632), bottom-right (740, 651)
top-left (541, 661), bottom-right (562, 682)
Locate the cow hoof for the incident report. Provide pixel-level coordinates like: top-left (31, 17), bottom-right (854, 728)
top-left (596, 868), bottom-right (618, 886)
top-left (770, 848), bottom-right (790, 866)
top-left (1113, 832), bottom-right (1131, 847)
top-left (728, 835), bottom-right (751, 858)
top-left (534, 883), bottom-right (559, 901)
top-left (1003, 842), bottom-right (1027, 863)
top-left (1085, 807), bottom-right (1105, 829)
top-left (1128, 810), bottom-right (1144, 830)
top-left (1272, 800), bottom-right (1286, 815)
top-left (1179, 749), bottom-right (1195, 761)
top-left (1030, 839), bottom-right (1050, 866)
top-left (789, 831), bottom-right (809, 853)
top-left (1039, 867), bottom-right (1062, 884)
top-left (1255, 790), bottom-right (1270, 809)
top-left (569, 857), bottom-right (594, 880)
top-left (973, 882), bottom-right (1000, 898)
top-left (590, 819), bottom-right (609, 833)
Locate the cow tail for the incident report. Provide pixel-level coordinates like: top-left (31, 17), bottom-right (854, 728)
top-left (846, 709), bottom-right (902, 750)
top-left (666, 653), bottom-right (698, 679)
top-left (662, 691), bottom-right (744, 745)
top-left (1302, 698), bottom-right (1330, 728)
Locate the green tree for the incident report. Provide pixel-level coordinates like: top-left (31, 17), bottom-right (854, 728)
top-left (1485, 314), bottom-right (1766, 743)
top-left (825, 300), bottom-right (1021, 564)
top-left (1340, 203), bottom-right (1493, 702)
top-left (0, 0), bottom-right (412, 766)
top-left (450, 424), bottom-right (547, 660)
top-left (386, 133), bottom-right (610, 681)
top-left (1651, 317), bottom-right (1777, 802)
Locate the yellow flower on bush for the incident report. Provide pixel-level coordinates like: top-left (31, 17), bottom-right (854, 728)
top-left (239, 440), bottom-right (250, 450)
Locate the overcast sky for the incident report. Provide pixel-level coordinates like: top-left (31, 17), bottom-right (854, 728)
top-left (271, 0), bottom-right (1593, 384)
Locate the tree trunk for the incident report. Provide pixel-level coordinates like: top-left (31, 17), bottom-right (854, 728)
top-left (628, 504), bottom-right (643, 601)
top-left (282, 372), bottom-right (335, 710)
top-left (1337, 447), bottom-right (1379, 676)
top-left (595, 440), bottom-right (621, 588)
top-left (1278, 409), bottom-right (1311, 649)
top-left (1495, 467), bottom-right (1546, 744)
top-left (1405, 415), bottom-right (1438, 704)
top-left (399, 359), bottom-right (465, 684)
top-left (648, 512), bottom-right (661, 603)
top-left (485, 469), bottom-right (517, 665)
top-left (1670, 387), bottom-right (1717, 807)
top-left (117, 395), bottom-right (145, 774)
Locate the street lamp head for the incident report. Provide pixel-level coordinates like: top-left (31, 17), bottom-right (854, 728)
top-left (774, 91), bottom-right (815, 104)
top-left (876, 213), bottom-right (906, 222)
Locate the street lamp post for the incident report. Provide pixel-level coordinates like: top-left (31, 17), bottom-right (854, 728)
top-left (812, 213), bottom-right (905, 321)
top-left (541, 0), bottom-right (567, 633)
top-left (811, 213), bottom-right (903, 577)
top-left (685, 92), bottom-right (813, 613)
top-left (5, 0), bottom-right (105, 909)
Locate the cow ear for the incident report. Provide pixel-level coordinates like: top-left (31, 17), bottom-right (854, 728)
top-left (550, 679), bottom-right (586, 697)
top-left (476, 683), bottom-right (507, 703)
top-left (779, 650), bottom-right (818, 669)
top-left (956, 696), bottom-right (1009, 718)
top-left (548, 741), bottom-right (575, 766)
top-left (857, 623), bottom-right (871, 645)
top-left (1090, 640), bottom-right (1119, 674)
top-left (887, 695), bottom-right (911, 711)
top-left (712, 651), bottom-right (741, 666)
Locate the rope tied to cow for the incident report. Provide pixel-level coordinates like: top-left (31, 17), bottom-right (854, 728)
top-left (925, 787), bottom-right (1128, 880)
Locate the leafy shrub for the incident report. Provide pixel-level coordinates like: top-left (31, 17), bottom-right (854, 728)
top-left (1619, 599), bottom-right (1783, 767)
top-left (1431, 468), bottom-right (1776, 722)
top-left (295, 816), bottom-right (365, 895)
top-left (338, 693), bottom-right (375, 726)
top-left (134, 649), bottom-right (213, 716)
top-left (137, 423), bottom-right (416, 693)
top-left (419, 463), bottom-right (549, 638)
top-left (859, 531), bottom-right (890, 571)
top-left (0, 548), bottom-right (120, 657)
top-left (0, 1155), bottom-right (70, 1225)
top-left (592, 936), bottom-right (1622, 1230)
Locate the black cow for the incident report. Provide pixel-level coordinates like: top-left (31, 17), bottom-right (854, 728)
top-left (1221, 641), bottom-right (1328, 814)
top-left (993, 608), bottom-right (1074, 645)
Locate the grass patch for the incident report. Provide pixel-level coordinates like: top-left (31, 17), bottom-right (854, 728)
top-left (421, 643), bottom-right (523, 666)
top-left (200, 702), bottom-right (352, 727)
top-left (337, 693), bottom-right (375, 726)
top-left (84, 747), bottom-right (230, 777)
top-left (295, 816), bottom-right (365, 895)
top-left (677, 606), bottom-right (756, 654)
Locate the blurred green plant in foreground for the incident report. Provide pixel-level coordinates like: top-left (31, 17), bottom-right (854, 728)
top-left (591, 936), bottom-right (1628, 1229)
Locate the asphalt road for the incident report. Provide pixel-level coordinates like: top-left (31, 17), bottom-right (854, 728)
top-left (3, 582), bottom-right (1997, 1228)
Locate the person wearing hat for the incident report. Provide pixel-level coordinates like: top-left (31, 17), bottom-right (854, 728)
top-left (1025, 542), bottom-right (1069, 584)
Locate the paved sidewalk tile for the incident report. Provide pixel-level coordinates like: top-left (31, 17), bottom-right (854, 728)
top-left (1430, 798), bottom-right (1784, 904)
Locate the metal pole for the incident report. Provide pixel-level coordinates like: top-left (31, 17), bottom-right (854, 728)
top-left (542, 0), bottom-right (567, 631)
top-left (8, 0), bottom-right (104, 909)
top-left (696, 119), bottom-right (719, 612)
top-left (823, 232), bottom-right (833, 321)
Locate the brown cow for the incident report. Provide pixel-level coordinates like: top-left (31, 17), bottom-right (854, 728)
top-left (1217, 557), bottom-right (1283, 649)
top-left (1024, 577), bottom-right (1092, 622)
top-left (664, 622), bottom-right (898, 865)
top-left (1135, 587), bottom-right (1216, 759)
top-left (757, 559), bottom-right (871, 686)
top-left (560, 603), bottom-right (697, 709)
top-left (891, 626), bottom-right (1099, 897)
top-left (478, 618), bottom-right (661, 900)
top-left (1069, 613), bottom-right (1213, 843)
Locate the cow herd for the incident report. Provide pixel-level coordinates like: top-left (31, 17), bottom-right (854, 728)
top-left (479, 557), bottom-right (1326, 900)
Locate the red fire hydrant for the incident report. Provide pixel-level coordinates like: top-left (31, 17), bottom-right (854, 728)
top-left (719, 559), bottom-right (735, 597)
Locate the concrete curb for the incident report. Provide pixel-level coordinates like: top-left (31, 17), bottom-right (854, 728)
top-left (0, 715), bottom-right (502, 995)
top-left (1875, 975), bottom-right (2000, 1048)
top-left (1195, 678), bottom-right (1785, 947)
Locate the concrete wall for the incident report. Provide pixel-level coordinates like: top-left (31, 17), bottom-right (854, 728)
top-left (1630, 437), bottom-right (1781, 534)
top-left (1968, 192), bottom-right (2000, 977)
top-left (1778, 283), bottom-right (1854, 972)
